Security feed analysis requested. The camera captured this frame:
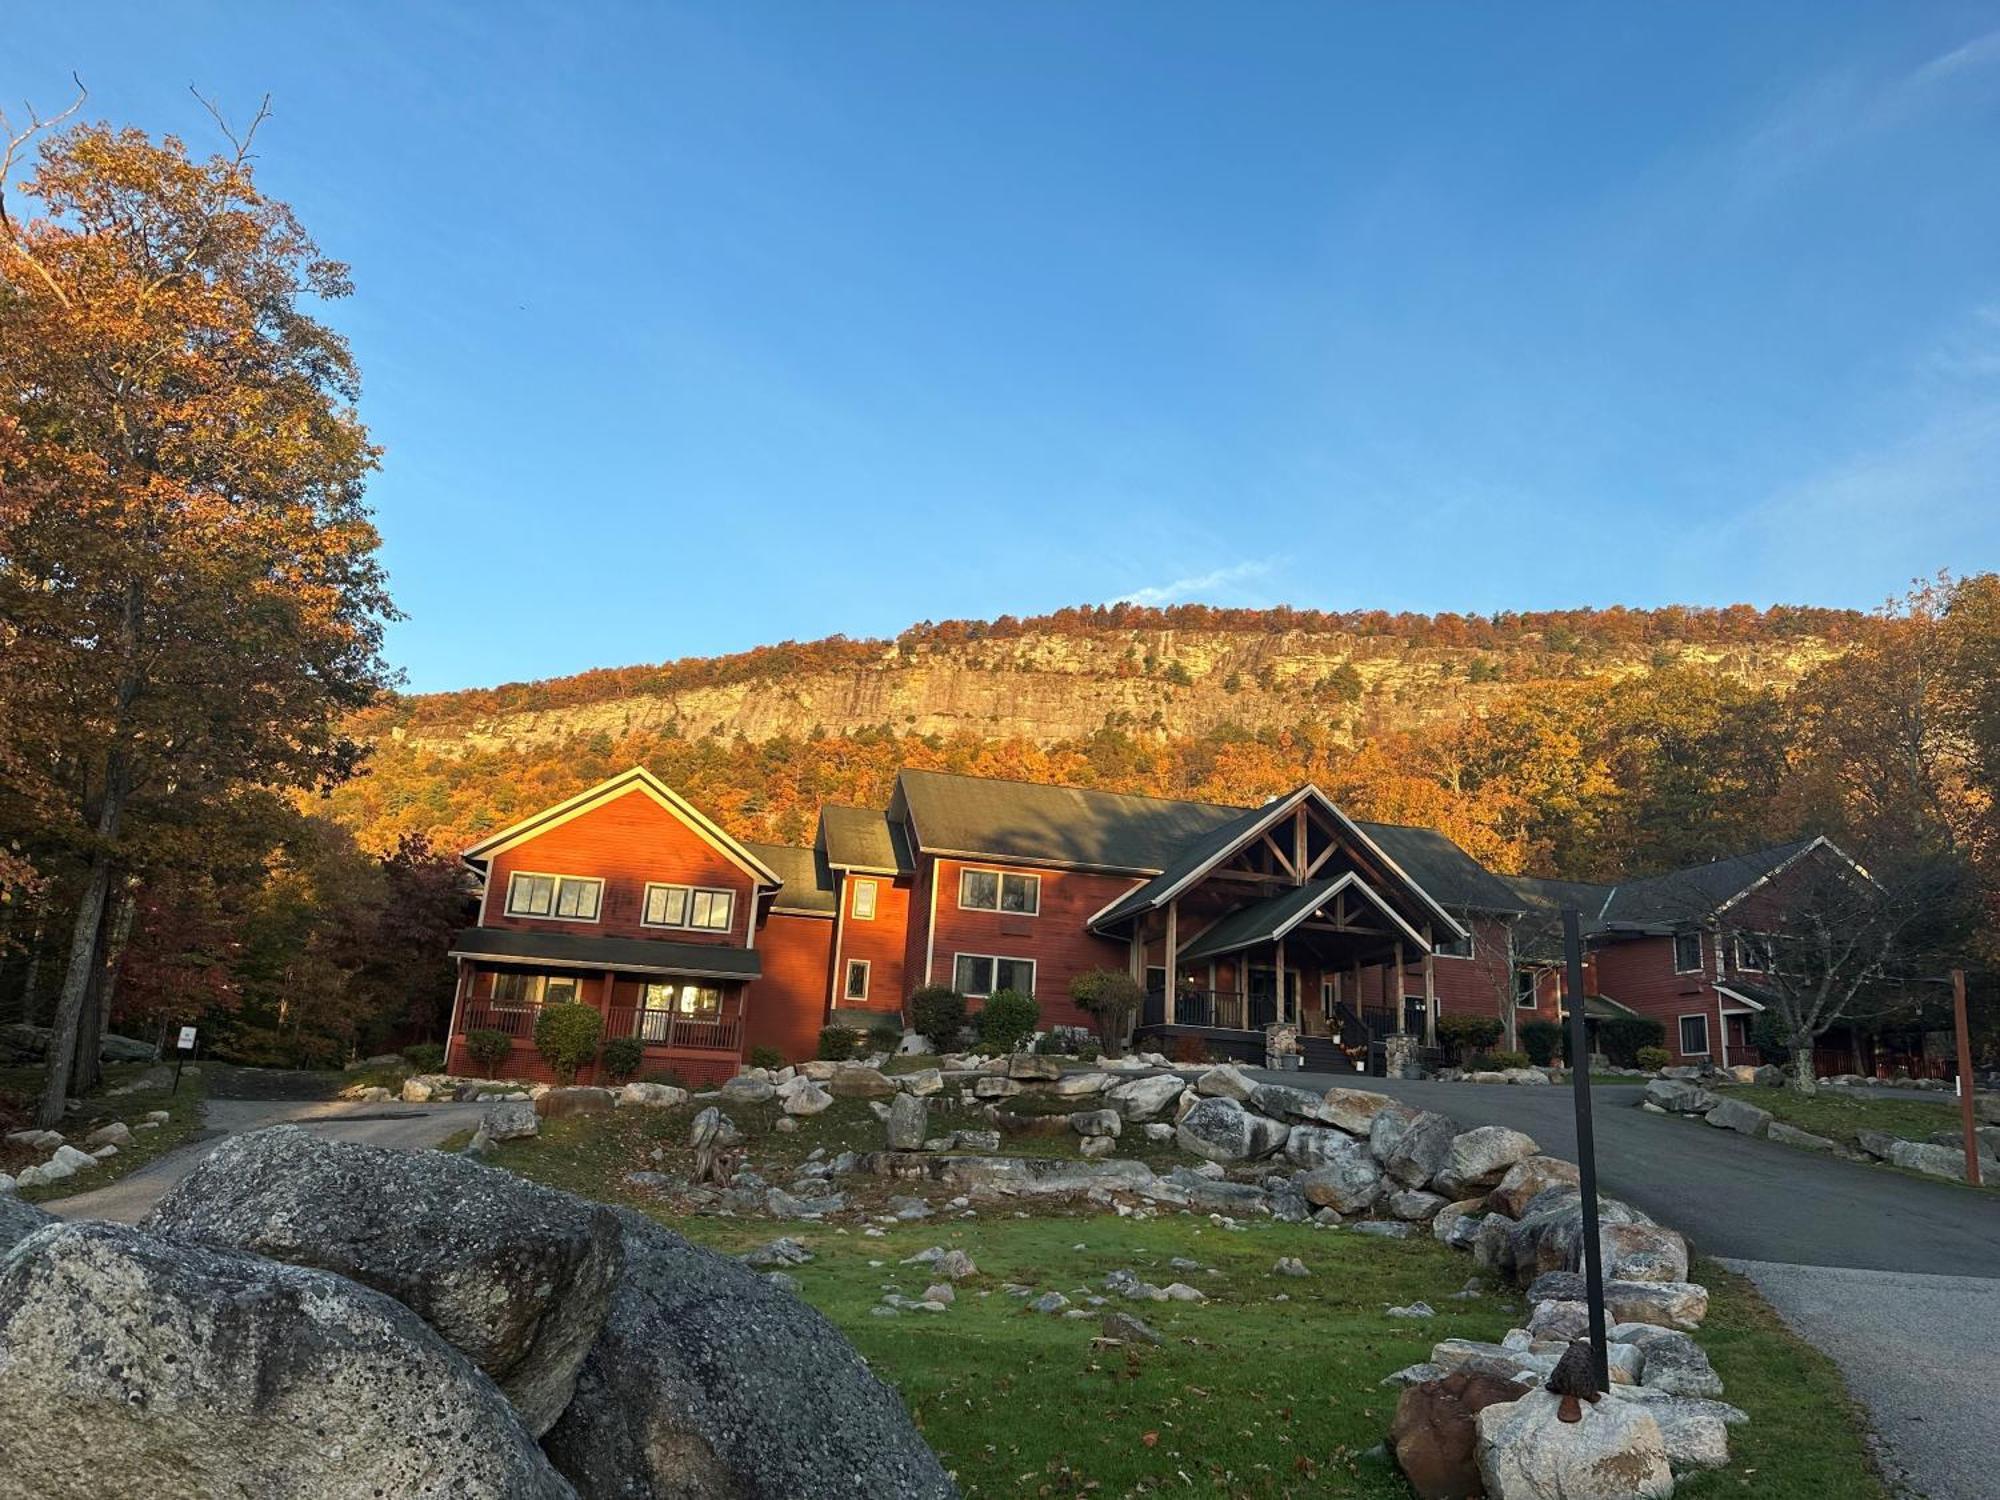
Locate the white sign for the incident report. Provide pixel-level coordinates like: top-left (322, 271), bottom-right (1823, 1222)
top-left (177, 1026), bottom-right (197, 1051)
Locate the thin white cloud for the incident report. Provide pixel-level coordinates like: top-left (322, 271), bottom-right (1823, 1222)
top-left (1114, 558), bottom-right (1276, 607)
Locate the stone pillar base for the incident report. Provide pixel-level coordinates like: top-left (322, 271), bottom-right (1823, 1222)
top-left (1383, 1034), bottom-right (1423, 1080)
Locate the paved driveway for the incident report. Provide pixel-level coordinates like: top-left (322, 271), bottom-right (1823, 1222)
top-left (49, 1096), bottom-right (485, 1224)
top-left (1275, 1072), bottom-right (2000, 1498)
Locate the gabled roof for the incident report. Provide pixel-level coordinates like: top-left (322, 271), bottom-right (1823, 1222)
top-left (1177, 872), bottom-right (1432, 965)
top-left (818, 805), bottom-right (912, 875)
top-left (1358, 824), bottom-right (1527, 915)
top-left (744, 841), bottom-right (837, 915)
top-left (447, 925), bottom-right (763, 980)
top-left (894, 769), bottom-right (1246, 873)
top-left (1599, 838), bottom-right (1821, 928)
top-left (1503, 873), bottom-right (1617, 962)
top-left (460, 766), bottom-right (781, 888)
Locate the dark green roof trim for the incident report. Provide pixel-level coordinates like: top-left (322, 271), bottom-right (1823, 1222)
top-left (448, 926), bottom-right (762, 980)
top-left (1357, 823), bottom-right (1527, 915)
top-left (1176, 872), bottom-right (1435, 964)
top-left (818, 805), bottom-right (911, 875)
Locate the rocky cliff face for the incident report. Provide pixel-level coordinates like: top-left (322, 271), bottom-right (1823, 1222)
top-left (385, 627), bottom-right (1840, 756)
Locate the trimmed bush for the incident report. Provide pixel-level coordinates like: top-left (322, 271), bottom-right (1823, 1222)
top-left (1599, 1015), bottom-right (1666, 1068)
top-left (1519, 1019), bottom-right (1565, 1066)
top-left (908, 985), bottom-right (968, 1051)
top-left (1069, 968), bottom-right (1143, 1056)
top-left (816, 1025), bottom-right (862, 1061)
top-left (463, 1030), bottom-right (512, 1077)
top-left (977, 989), bottom-right (1040, 1053)
top-left (1437, 1014), bottom-right (1503, 1063)
top-left (600, 1035), bottom-right (644, 1082)
top-left (1636, 1046), bottom-right (1672, 1071)
top-left (1484, 1049), bottom-right (1532, 1070)
top-left (747, 1045), bottom-right (784, 1071)
top-left (869, 1018), bottom-right (905, 1053)
top-left (533, 1002), bottom-right (604, 1084)
top-left (402, 1042), bottom-right (446, 1074)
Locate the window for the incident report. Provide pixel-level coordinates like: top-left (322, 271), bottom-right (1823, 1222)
top-left (1678, 1014), bottom-right (1710, 1056)
top-left (1515, 969), bottom-right (1541, 1009)
top-left (958, 868), bottom-right (1040, 915)
top-left (845, 959), bottom-right (871, 1001)
top-left (489, 973), bottom-right (577, 1008)
top-left (1733, 931), bottom-right (1771, 972)
top-left (850, 878), bottom-right (878, 921)
top-left (642, 883), bottom-right (734, 932)
top-left (635, 981), bottom-right (721, 1042)
top-left (1436, 929), bottom-right (1474, 960)
top-left (953, 953), bottom-right (1036, 997)
top-left (505, 872), bottom-right (601, 921)
top-left (1145, 965), bottom-right (1166, 997)
top-left (1672, 930), bottom-right (1703, 973)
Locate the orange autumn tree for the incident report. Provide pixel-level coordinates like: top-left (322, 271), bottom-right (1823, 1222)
top-left (0, 95), bottom-right (393, 1124)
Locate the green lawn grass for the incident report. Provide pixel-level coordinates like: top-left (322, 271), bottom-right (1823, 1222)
top-left (1711, 1082), bottom-right (1965, 1151)
top-left (465, 1097), bottom-right (1890, 1499)
top-left (0, 1059), bottom-right (208, 1203)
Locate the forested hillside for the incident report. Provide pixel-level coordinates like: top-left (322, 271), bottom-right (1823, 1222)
top-left (329, 602), bottom-right (1867, 880)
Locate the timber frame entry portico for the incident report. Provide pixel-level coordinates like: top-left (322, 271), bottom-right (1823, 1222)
top-left (1088, 785), bottom-right (1468, 1068)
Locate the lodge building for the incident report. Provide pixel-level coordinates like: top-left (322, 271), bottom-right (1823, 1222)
top-left (442, 765), bottom-right (1857, 1085)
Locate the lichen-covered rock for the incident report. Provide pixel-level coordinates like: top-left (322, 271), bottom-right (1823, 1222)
top-left (720, 1076), bottom-right (776, 1106)
top-left (1107, 1073), bottom-right (1188, 1122)
top-left (1476, 1387), bottom-right (1673, 1499)
top-left (1004, 1054), bottom-right (1062, 1081)
top-left (1702, 1097), bottom-right (1771, 1137)
top-left (0, 1220), bottom-right (571, 1499)
top-left (0, 1193), bottom-right (53, 1255)
top-left (1388, 1189), bottom-right (1449, 1222)
top-left (1194, 1063), bottom-right (1256, 1100)
top-left (886, 1092), bottom-right (929, 1151)
top-left (537, 1086), bottom-right (616, 1118)
top-left (1524, 1272), bottom-right (1710, 1331)
top-left (1600, 1222), bottom-right (1689, 1284)
top-left (1434, 1126), bottom-right (1539, 1198)
top-left (1284, 1123), bottom-right (1358, 1169)
top-left (1381, 1110), bottom-right (1460, 1188)
top-left (827, 1064), bottom-right (898, 1100)
top-left (1176, 1095), bottom-right (1289, 1162)
top-left (1390, 1370), bottom-right (1531, 1500)
top-left (620, 1080), bottom-right (688, 1108)
top-left (779, 1079), bottom-right (834, 1116)
top-left (1069, 1108), bottom-right (1123, 1139)
top-left (544, 1208), bottom-right (956, 1499)
top-left (1643, 1077), bottom-right (1716, 1115)
top-left (482, 1100), bottom-right (540, 1141)
top-left (1051, 1070), bottom-right (1110, 1097)
top-left (1319, 1086), bottom-right (1398, 1135)
top-left (1433, 1198), bottom-right (1487, 1250)
top-left (1485, 1155), bottom-right (1580, 1219)
top-left (1299, 1144), bottom-right (1385, 1214)
top-left (144, 1125), bottom-right (620, 1437)
top-left (1247, 1081), bottom-right (1324, 1123)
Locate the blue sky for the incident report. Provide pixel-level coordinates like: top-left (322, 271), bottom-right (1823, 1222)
top-left (11, 3), bottom-right (2000, 692)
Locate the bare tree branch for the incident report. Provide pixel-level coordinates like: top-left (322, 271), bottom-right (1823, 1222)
top-left (189, 86), bottom-right (271, 167)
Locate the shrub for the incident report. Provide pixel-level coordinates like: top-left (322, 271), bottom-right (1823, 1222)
top-left (748, 1045), bottom-right (784, 1071)
top-left (463, 1030), bottom-right (512, 1077)
top-left (1035, 1025), bottom-right (1099, 1059)
top-left (1598, 1016), bottom-right (1666, 1068)
top-left (1636, 1046), bottom-right (1672, 1072)
top-left (402, 1041), bottom-right (447, 1074)
top-left (816, 1025), bottom-right (862, 1061)
top-left (869, 1018), bottom-right (905, 1054)
top-left (908, 985), bottom-right (968, 1051)
top-left (533, 1002), bottom-right (604, 1084)
top-left (1437, 1014), bottom-right (1503, 1062)
top-left (1519, 1019), bottom-right (1565, 1066)
top-left (1484, 1050), bottom-right (1532, 1070)
top-left (1069, 968), bottom-right (1144, 1056)
top-left (977, 989), bottom-right (1040, 1053)
top-left (600, 1036), bottom-right (644, 1082)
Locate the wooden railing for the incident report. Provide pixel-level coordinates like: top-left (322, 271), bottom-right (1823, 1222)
top-left (1141, 988), bottom-right (1285, 1031)
top-left (459, 1001), bottom-right (741, 1053)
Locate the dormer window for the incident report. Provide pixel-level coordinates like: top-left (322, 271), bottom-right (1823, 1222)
top-left (505, 873), bottom-right (602, 922)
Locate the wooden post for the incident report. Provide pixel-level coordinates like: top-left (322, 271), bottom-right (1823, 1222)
top-left (1391, 941), bottom-right (1406, 1035)
top-left (1563, 908), bottom-right (1610, 1391)
top-left (1275, 937), bottom-right (1288, 1025)
top-left (1164, 899), bottom-right (1179, 1028)
top-left (1955, 970), bottom-right (1982, 1187)
top-left (1237, 956), bottom-right (1249, 1028)
top-left (1421, 934), bottom-right (1437, 1049)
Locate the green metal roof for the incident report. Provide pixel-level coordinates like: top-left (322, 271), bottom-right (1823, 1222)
top-left (743, 841), bottom-right (838, 915)
top-left (448, 926), bottom-right (762, 980)
top-left (1177, 878), bottom-right (1347, 964)
top-left (1356, 823), bottom-right (1528, 915)
top-left (818, 805), bottom-right (911, 874)
top-left (895, 769), bottom-right (1245, 872)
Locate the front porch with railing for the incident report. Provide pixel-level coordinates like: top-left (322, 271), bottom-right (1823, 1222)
top-left (457, 997), bottom-right (746, 1058)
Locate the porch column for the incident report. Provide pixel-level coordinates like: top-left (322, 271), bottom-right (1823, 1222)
top-left (1390, 941), bottom-right (1406, 1035)
top-left (1128, 928), bottom-right (1143, 982)
top-left (1164, 899), bottom-right (1179, 1027)
top-left (1274, 936), bottom-right (1288, 1025)
top-left (1421, 930), bottom-right (1437, 1048)
top-left (1237, 956), bottom-right (1249, 1029)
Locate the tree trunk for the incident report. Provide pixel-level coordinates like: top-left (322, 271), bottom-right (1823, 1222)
top-left (35, 770), bottom-right (127, 1128)
top-left (71, 883), bottom-right (136, 1095)
top-left (1789, 1037), bottom-right (1819, 1096)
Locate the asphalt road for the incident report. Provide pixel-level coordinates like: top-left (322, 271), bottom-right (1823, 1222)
top-left (1276, 1072), bottom-right (2000, 1499)
top-left (48, 1095), bottom-right (484, 1224)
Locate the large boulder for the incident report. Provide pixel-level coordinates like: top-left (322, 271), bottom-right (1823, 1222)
top-left (0, 1220), bottom-right (570, 1499)
top-left (1299, 1143), bottom-right (1385, 1214)
top-left (1476, 1387), bottom-right (1674, 1499)
top-left (1176, 1096), bottom-right (1287, 1162)
top-left (1618, 1325), bottom-right (1724, 1398)
top-left (1643, 1078), bottom-right (1716, 1115)
top-left (144, 1125), bottom-right (621, 1436)
top-left (1702, 1097), bottom-right (1771, 1137)
top-left (1247, 1081), bottom-right (1324, 1124)
top-left (720, 1075), bottom-right (776, 1106)
top-left (620, 1080), bottom-right (688, 1108)
top-left (1888, 1139), bottom-right (1995, 1182)
top-left (1390, 1370), bottom-right (1530, 1500)
top-left (1069, 1108), bottom-right (1123, 1139)
top-left (1434, 1126), bottom-right (1540, 1198)
top-left (1106, 1073), bottom-right (1186, 1122)
top-left (537, 1086), bottom-right (616, 1118)
top-left (886, 1092), bottom-right (929, 1151)
top-left (543, 1208), bottom-right (955, 1499)
top-left (1432, 1198), bottom-right (1487, 1250)
top-left (0, 1193), bottom-right (53, 1255)
top-left (1194, 1063), bottom-right (1257, 1100)
top-left (482, 1100), bottom-right (541, 1142)
top-left (1004, 1054), bottom-right (1063, 1081)
top-left (1485, 1156), bottom-right (1580, 1219)
top-left (1601, 1223), bottom-right (1689, 1284)
top-left (1051, 1070), bottom-right (1111, 1098)
top-left (1285, 1124), bottom-right (1361, 1169)
top-left (827, 1065), bottom-right (898, 1100)
top-left (1320, 1086), bottom-right (1398, 1135)
top-left (1525, 1272), bottom-right (1709, 1331)
top-left (1381, 1110), bottom-right (1459, 1188)
top-left (778, 1079), bottom-right (834, 1116)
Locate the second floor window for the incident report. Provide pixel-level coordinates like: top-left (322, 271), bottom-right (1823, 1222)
top-left (643, 883), bottom-right (734, 932)
top-left (1515, 969), bottom-right (1540, 1009)
top-left (1672, 930), bottom-right (1703, 974)
top-left (1733, 931), bottom-right (1772, 971)
top-left (959, 868), bottom-right (1040, 914)
top-left (505, 873), bottom-right (602, 921)
top-left (851, 878), bottom-right (878, 920)
top-left (954, 953), bottom-right (1035, 997)
top-left (1436, 929), bottom-right (1474, 959)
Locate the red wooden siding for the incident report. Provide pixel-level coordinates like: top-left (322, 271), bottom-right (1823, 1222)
top-left (833, 873), bottom-right (913, 1016)
top-left (747, 912), bottom-right (835, 1063)
top-left (924, 857), bottom-right (1136, 1030)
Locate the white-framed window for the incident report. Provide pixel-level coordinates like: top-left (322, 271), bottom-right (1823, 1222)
top-left (953, 953), bottom-right (1036, 998)
top-left (845, 959), bottom-right (871, 1001)
top-left (1672, 930), bottom-right (1703, 974)
top-left (957, 867), bottom-right (1040, 915)
top-left (1733, 931), bottom-right (1771, 972)
top-left (642, 883), bottom-right (734, 932)
top-left (505, 872), bottom-right (602, 922)
top-left (850, 878), bottom-right (878, 921)
top-left (1678, 1013), bottom-right (1710, 1056)
top-left (1436, 928), bottom-right (1474, 960)
top-left (490, 972), bottom-right (578, 1008)
top-left (634, 981), bottom-right (721, 1042)
top-left (1515, 969), bottom-right (1541, 1009)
